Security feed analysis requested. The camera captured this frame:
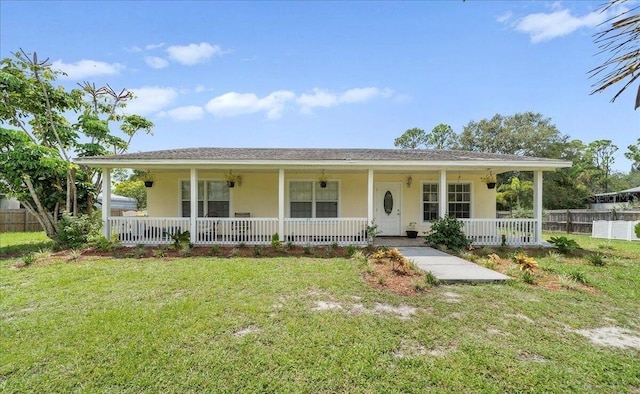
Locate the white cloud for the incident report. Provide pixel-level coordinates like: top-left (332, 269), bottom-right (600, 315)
top-left (297, 87), bottom-right (392, 113)
top-left (194, 84), bottom-right (205, 93)
top-left (145, 56), bottom-right (169, 69)
top-left (497, 11), bottom-right (513, 24)
top-left (166, 42), bottom-right (223, 65)
top-left (52, 59), bottom-right (124, 79)
top-left (510, 6), bottom-right (618, 43)
top-left (125, 87), bottom-right (177, 115)
top-left (205, 90), bottom-right (295, 119)
top-left (165, 105), bottom-right (204, 121)
top-left (145, 42), bottom-right (165, 50)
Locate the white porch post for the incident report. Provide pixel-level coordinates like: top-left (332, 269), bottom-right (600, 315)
top-left (367, 169), bottom-right (374, 223)
top-left (102, 167), bottom-right (111, 238)
top-left (533, 170), bottom-right (543, 244)
top-left (439, 169), bottom-right (447, 218)
top-left (278, 169), bottom-right (285, 237)
top-left (190, 168), bottom-right (198, 243)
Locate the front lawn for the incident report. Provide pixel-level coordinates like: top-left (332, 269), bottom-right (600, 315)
top-left (1, 232), bottom-right (639, 392)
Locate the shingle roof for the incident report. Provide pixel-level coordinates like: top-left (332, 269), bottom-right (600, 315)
top-left (76, 147), bottom-right (559, 163)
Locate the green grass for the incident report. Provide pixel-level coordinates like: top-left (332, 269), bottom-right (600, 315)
top-left (1, 232), bottom-right (639, 393)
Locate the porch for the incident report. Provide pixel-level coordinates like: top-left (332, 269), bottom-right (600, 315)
top-left (107, 216), bottom-right (540, 247)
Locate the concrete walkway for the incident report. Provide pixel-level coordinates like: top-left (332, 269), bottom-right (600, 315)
top-left (397, 247), bottom-right (511, 283)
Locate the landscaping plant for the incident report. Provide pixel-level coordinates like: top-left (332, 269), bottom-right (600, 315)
top-left (424, 215), bottom-right (471, 252)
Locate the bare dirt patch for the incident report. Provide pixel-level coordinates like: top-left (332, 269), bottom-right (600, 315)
top-left (233, 325), bottom-right (261, 338)
top-left (574, 326), bottom-right (640, 349)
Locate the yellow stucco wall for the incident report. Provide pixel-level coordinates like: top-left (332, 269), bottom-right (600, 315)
top-left (145, 171), bottom-right (497, 228)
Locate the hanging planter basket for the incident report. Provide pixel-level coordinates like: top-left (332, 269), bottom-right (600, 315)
top-left (319, 181), bottom-right (327, 188)
top-left (144, 181), bottom-right (154, 188)
top-left (226, 181), bottom-right (235, 188)
top-left (486, 182), bottom-right (496, 189)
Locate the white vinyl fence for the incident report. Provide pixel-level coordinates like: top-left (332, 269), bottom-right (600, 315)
top-left (592, 220), bottom-right (640, 241)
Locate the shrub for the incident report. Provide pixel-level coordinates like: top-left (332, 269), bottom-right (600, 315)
top-left (55, 212), bottom-right (101, 249)
top-left (303, 246), bottom-right (312, 255)
top-left (512, 252), bottom-right (538, 272)
top-left (424, 271), bottom-right (439, 286)
top-left (22, 253), bottom-right (37, 266)
top-left (331, 241), bottom-right (339, 250)
top-left (153, 248), bottom-right (166, 258)
top-left (586, 253), bottom-right (606, 267)
top-left (253, 245), bottom-right (262, 256)
top-left (91, 234), bottom-right (121, 252)
top-left (270, 233), bottom-right (281, 249)
top-left (286, 241), bottom-right (294, 250)
top-left (345, 245), bottom-right (358, 258)
top-left (548, 236), bottom-right (580, 255)
top-left (424, 216), bottom-right (471, 252)
top-left (166, 229), bottom-right (191, 251)
top-left (635, 222), bottom-right (640, 238)
top-left (210, 244), bottom-right (220, 255)
top-left (568, 270), bottom-right (588, 284)
top-left (521, 270), bottom-right (535, 284)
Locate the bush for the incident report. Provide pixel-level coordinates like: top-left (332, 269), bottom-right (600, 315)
top-left (635, 222), bottom-right (640, 238)
top-left (586, 253), bottom-right (606, 267)
top-left (424, 216), bottom-right (471, 252)
top-left (548, 236), bottom-right (580, 255)
top-left (55, 212), bottom-right (101, 249)
top-left (345, 245), bottom-right (358, 258)
top-left (270, 233), bottom-right (281, 249)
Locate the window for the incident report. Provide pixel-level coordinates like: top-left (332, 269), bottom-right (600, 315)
top-left (422, 182), bottom-right (471, 220)
top-left (448, 184), bottom-right (470, 218)
top-left (422, 183), bottom-right (439, 221)
top-left (181, 180), bottom-right (229, 217)
top-left (289, 181), bottom-right (338, 218)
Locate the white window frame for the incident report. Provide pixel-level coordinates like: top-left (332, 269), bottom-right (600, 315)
top-left (179, 179), bottom-right (232, 217)
top-left (420, 181), bottom-right (473, 223)
top-left (287, 180), bottom-right (340, 218)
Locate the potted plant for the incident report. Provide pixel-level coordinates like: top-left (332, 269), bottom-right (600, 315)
top-left (141, 172), bottom-right (155, 188)
top-left (481, 172), bottom-right (497, 189)
top-left (225, 172), bottom-right (239, 188)
top-left (406, 222), bottom-right (418, 238)
top-left (318, 172), bottom-right (328, 188)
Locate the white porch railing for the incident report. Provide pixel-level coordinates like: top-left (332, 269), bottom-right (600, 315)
top-left (195, 217), bottom-right (279, 245)
top-left (109, 217), bottom-right (190, 245)
top-left (109, 217), bottom-right (368, 246)
top-left (284, 218), bottom-right (369, 246)
top-left (460, 219), bottom-right (538, 246)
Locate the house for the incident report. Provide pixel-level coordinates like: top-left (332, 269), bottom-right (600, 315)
top-left (588, 186), bottom-right (640, 210)
top-left (96, 193), bottom-right (138, 212)
top-left (0, 194), bottom-right (21, 209)
top-left (74, 147), bottom-right (572, 247)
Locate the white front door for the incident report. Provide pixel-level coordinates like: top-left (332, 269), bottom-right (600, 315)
top-left (374, 182), bottom-right (402, 235)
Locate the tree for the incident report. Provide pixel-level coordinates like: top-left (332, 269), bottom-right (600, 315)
top-left (0, 50), bottom-right (153, 238)
top-left (427, 123), bottom-right (459, 149)
top-left (497, 177), bottom-right (533, 213)
top-left (394, 127), bottom-right (428, 149)
top-left (625, 138), bottom-right (640, 171)
top-left (589, 0), bottom-right (640, 109)
top-left (114, 180), bottom-right (147, 209)
top-left (583, 139), bottom-right (619, 193)
top-left (458, 112), bottom-right (569, 157)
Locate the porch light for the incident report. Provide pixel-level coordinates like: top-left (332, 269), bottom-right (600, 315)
top-left (406, 176), bottom-right (413, 188)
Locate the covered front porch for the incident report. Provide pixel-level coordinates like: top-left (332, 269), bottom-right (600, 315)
top-left (98, 165), bottom-right (546, 247)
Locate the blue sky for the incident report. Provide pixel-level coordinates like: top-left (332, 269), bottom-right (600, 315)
top-left (1, 0), bottom-right (638, 171)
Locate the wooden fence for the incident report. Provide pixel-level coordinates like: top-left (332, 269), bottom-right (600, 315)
top-left (0, 209), bottom-right (42, 232)
top-left (0, 208), bottom-right (130, 233)
top-left (498, 209), bottom-right (640, 234)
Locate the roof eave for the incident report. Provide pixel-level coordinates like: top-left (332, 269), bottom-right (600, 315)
top-left (73, 158), bottom-right (572, 171)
